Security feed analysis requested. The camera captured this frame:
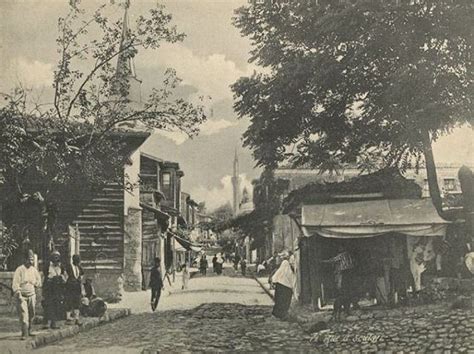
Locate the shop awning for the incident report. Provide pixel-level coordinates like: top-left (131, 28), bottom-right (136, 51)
top-left (169, 232), bottom-right (203, 252)
top-left (301, 199), bottom-right (449, 239)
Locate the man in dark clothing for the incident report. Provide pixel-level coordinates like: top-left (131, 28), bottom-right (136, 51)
top-left (212, 254), bottom-right (218, 273)
top-left (65, 254), bottom-right (84, 325)
top-left (233, 253), bottom-right (241, 271)
top-left (199, 255), bottom-right (208, 275)
top-left (149, 257), bottom-right (164, 312)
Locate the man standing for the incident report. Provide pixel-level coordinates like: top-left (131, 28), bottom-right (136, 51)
top-left (43, 250), bottom-right (66, 329)
top-left (65, 254), bottom-right (84, 325)
top-left (199, 255), bottom-right (208, 276)
top-left (149, 257), bottom-right (164, 312)
top-left (322, 245), bottom-right (355, 292)
top-left (12, 249), bottom-right (42, 340)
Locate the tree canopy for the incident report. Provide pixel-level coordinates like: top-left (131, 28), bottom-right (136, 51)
top-left (0, 1), bottom-right (206, 265)
top-left (1, 1), bottom-right (206, 198)
top-left (232, 0), bottom-right (473, 213)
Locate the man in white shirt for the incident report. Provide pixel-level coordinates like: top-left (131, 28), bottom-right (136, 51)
top-left (12, 249), bottom-right (42, 340)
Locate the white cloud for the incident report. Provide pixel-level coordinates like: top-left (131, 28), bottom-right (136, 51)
top-left (200, 119), bottom-right (238, 136)
top-left (190, 173), bottom-right (253, 211)
top-left (12, 58), bottom-right (53, 88)
top-left (155, 118), bottom-right (238, 145)
top-left (156, 130), bottom-right (189, 145)
top-left (138, 43), bottom-right (258, 103)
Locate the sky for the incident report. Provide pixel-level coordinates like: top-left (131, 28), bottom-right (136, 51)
top-left (0, 0), bottom-right (472, 211)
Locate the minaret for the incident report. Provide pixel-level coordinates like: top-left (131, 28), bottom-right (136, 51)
top-left (231, 149), bottom-right (241, 216)
top-left (113, 0), bottom-right (142, 104)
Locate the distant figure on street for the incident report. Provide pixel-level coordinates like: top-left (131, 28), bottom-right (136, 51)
top-left (240, 259), bottom-right (247, 276)
top-left (12, 249), bottom-right (41, 340)
top-left (257, 262), bottom-right (266, 275)
top-left (200, 255), bottom-right (208, 275)
top-left (149, 257), bottom-right (164, 312)
top-left (216, 253), bottom-right (224, 275)
top-left (43, 250), bottom-right (66, 329)
top-left (212, 254), bottom-right (218, 273)
top-left (181, 263), bottom-right (189, 290)
top-left (65, 254), bottom-right (84, 325)
top-left (234, 253), bottom-right (241, 271)
top-left (270, 252), bottom-right (296, 320)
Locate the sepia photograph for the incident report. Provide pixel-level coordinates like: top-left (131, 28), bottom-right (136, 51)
top-left (0, 0), bottom-right (472, 352)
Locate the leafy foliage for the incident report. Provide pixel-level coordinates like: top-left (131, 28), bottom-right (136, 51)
top-left (232, 0), bottom-right (473, 213)
top-left (0, 1), bottom-right (207, 266)
top-left (0, 227), bottom-right (19, 270)
top-left (0, 1), bottom-right (206, 197)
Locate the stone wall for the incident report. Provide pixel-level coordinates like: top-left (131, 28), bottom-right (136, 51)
top-left (123, 207), bottom-right (142, 291)
top-left (83, 269), bottom-right (124, 303)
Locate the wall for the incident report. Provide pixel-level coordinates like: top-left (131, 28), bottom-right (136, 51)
top-left (83, 269), bottom-right (123, 303)
top-left (272, 214), bottom-right (300, 254)
top-left (0, 271), bottom-right (44, 314)
top-left (124, 149), bottom-right (142, 216)
top-left (275, 163), bottom-right (474, 199)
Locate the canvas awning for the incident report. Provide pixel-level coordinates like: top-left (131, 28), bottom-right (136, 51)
top-left (169, 232), bottom-right (203, 252)
top-left (301, 199), bottom-right (449, 239)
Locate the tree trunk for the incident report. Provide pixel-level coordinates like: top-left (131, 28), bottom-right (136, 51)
top-left (421, 130), bottom-right (445, 218)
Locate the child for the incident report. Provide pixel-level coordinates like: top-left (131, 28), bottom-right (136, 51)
top-left (181, 263), bottom-right (189, 290)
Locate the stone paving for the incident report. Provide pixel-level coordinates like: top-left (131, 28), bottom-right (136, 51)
top-left (28, 268), bottom-right (474, 353)
top-left (37, 303), bottom-right (315, 353)
top-left (309, 307), bottom-right (474, 353)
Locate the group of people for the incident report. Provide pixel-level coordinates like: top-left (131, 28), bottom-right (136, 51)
top-left (12, 249), bottom-right (101, 340)
top-left (198, 252), bottom-right (227, 276)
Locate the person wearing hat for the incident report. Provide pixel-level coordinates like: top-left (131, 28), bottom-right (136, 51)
top-left (43, 250), bottom-right (66, 329)
top-left (270, 251), bottom-right (296, 320)
top-left (12, 249), bottom-right (42, 340)
top-left (65, 254), bottom-right (84, 325)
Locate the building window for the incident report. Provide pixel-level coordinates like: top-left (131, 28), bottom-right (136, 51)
top-left (161, 172), bottom-right (172, 200)
top-left (443, 178), bottom-right (456, 192)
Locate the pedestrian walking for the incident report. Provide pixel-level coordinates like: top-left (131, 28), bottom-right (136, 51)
top-left (150, 257), bottom-right (164, 312)
top-left (181, 263), bottom-right (189, 290)
top-left (233, 253), bottom-right (241, 271)
top-left (270, 252), bottom-right (296, 320)
top-left (200, 255), bottom-right (208, 275)
top-left (43, 250), bottom-right (66, 329)
top-left (212, 254), bottom-right (218, 273)
top-left (65, 254), bottom-right (84, 325)
top-left (12, 249), bottom-right (41, 340)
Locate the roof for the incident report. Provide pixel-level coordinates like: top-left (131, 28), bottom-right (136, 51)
top-left (300, 198), bottom-right (449, 239)
top-left (140, 152), bottom-right (164, 163)
top-left (283, 168), bottom-right (421, 213)
top-left (302, 199), bottom-right (447, 227)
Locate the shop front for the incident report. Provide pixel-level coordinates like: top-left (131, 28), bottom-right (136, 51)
top-left (297, 198), bottom-right (449, 308)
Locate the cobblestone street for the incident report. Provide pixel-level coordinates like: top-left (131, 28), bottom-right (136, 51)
top-left (32, 270), bottom-right (474, 353)
top-left (36, 272), bottom-right (315, 353)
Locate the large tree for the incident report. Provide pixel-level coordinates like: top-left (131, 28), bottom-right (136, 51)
top-left (232, 0), bottom-right (473, 215)
top-left (0, 1), bottom-right (206, 264)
